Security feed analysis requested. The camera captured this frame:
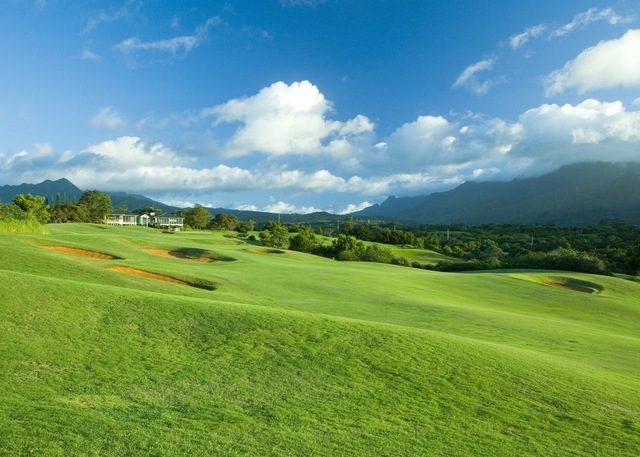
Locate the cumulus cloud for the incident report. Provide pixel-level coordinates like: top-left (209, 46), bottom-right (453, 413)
top-left (376, 97), bottom-right (640, 183)
top-left (204, 80), bottom-right (374, 158)
top-left (261, 201), bottom-right (322, 214)
top-left (57, 137), bottom-right (180, 178)
top-left (452, 57), bottom-right (500, 95)
top-left (2, 133), bottom-right (476, 201)
top-left (545, 29), bottom-right (640, 96)
top-left (337, 201), bottom-right (373, 215)
top-left (0, 143), bottom-right (52, 169)
top-left (383, 114), bottom-right (523, 174)
top-left (513, 99), bottom-right (640, 174)
top-left (90, 107), bottom-right (126, 129)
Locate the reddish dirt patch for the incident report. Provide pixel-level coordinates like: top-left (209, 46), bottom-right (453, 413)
top-left (41, 246), bottom-right (116, 259)
top-left (109, 266), bottom-right (190, 286)
top-left (146, 249), bottom-right (211, 262)
top-left (546, 282), bottom-right (594, 293)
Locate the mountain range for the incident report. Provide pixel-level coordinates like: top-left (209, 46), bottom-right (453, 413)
top-left (354, 162), bottom-right (640, 226)
top-left (2, 162), bottom-right (640, 226)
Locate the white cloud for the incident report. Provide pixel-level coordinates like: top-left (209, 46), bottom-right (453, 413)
top-left (90, 107), bottom-right (126, 129)
top-left (452, 57), bottom-right (500, 95)
top-left (509, 24), bottom-right (547, 50)
top-left (551, 7), bottom-right (630, 38)
top-left (506, 8), bottom-right (631, 51)
top-left (114, 16), bottom-right (221, 57)
top-left (383, 114), bottom-right (523, 173)
top-left (261, 201), bottom-right (322, 214)
top-left (0, 150), bottom-right (26, 172)
top-left (375, 98), bottom-right (640, 185)
top-left (337, 201), bottom-right (373, 215)
top-left (514, 99), bottom-right (640, 172)
top-left (62, 99), bottom-right (637, 199)
top-left (0, 143), bottom-right (52, 172)
top-left (81, 49), bottom-right (101, 62)
top-left (545, 29), bottom-right (640, 96)
top-left (205, 80), bottom-right (373, 158)
top-left (85, 1), bottom-right (144, 32)
top-left (81, 136), bottom-right (179, 168)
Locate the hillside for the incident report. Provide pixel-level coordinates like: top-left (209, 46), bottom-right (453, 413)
top-left (355, 162), bottom-right (640, 225)
top-left (1, 224), bottom-right (639, 455)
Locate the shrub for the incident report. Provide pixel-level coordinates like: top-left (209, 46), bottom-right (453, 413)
top-left (391, 256), bottom-right (412, 267)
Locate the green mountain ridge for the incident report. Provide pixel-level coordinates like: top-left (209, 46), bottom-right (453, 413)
top-left (355, 162), bottom-right (640, 225)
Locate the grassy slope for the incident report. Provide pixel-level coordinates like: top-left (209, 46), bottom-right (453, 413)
top-left (0, 224), bottom-right (639, 456)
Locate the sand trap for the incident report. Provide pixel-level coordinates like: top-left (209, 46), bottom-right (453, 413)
top-left (109, 266), bottom-right (216, 290)
top-left (41, 246), bottom-right (117, 259)
top-left (546, 282), bottom-right (598, 294)
top-left (110, 266), bottom-right (190, 285)
top-left (146, 249), bottom-right (212, 262)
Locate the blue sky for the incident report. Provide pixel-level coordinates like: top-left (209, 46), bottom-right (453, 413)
top-left (2, 0), bottom-right (640, 213)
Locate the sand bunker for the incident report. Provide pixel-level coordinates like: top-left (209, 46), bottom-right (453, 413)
top-left (146, 249), bottom-right (212, 262)
top-left (546, 282), bottom-right (593, 293)
top-left (110, 266), bottom-right (190, 286)
top-left (41, 246), bottom-right (117, 259)
top-left (545, 279), bottom-right (602, 294)
top-left (109, 266), bottom-right (215, 290)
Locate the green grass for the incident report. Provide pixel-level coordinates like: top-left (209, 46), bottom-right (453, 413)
top-left (0, 219), bottom-right (49, 234)
top-left (1, 224), bottom-right (639, 456)
top-left (389, 246), bottom-right (458, 264)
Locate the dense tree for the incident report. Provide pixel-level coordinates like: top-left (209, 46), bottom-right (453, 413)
top-left (12, 194), bottom-right (50, 224)
top-left (184, 204), bottom-right (211, 230)
top-left (332, 234), bottom-right (365, 260)
top-left (49, 202), bottom-right (89, 223)
top-left (628, 241), bottom-right (640, 276)
top-left (0, 200), bottom-right (19, 221)
top-left (260, 222), bottom-right (290, 249)
top-left (340, 217), bottom-right (355, 235)
top-left (211, 213), bottom-right (238, 231)
top-left (359, 244), bottom-right (393, 263)
top-left (237, 219), bottom-right (255, 236)
top-left (79, 190), bottom-right (112, 223)
top-left (259, 229), bottom-right (272, 246)
top-left (289, 226), bottom-right (318, 253)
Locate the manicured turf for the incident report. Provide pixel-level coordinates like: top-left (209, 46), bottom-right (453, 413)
top-left (1, 224), bottom-right (639, 456)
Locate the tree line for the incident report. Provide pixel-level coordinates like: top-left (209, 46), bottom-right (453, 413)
top-left (183, 210), bottom-right (640, 275)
